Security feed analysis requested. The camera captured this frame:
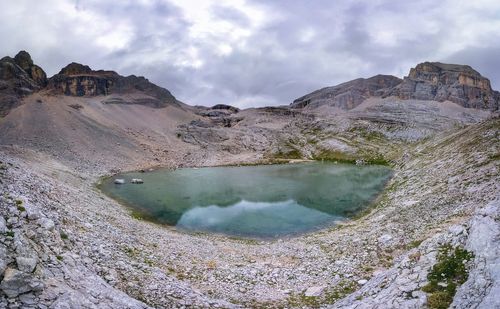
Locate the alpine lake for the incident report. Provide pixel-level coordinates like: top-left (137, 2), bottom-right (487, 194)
top-left (99, 162), bottom-right (392, 239)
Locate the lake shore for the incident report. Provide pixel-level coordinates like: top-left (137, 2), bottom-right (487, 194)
top-left (0, 118), bottom-right (498, 308)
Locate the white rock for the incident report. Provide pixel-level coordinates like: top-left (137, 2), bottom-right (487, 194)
top-left (448, 225), bottom-right (465, 236)
top-left (16, 257), bottom-right (38, 273)
top-left (0, 245), bottom-right (7, 276)
top-left (378, 234), bottom-right (393, 246)
top-left (0, 216), bottom-right (6, 233)
top-left (24, 203), bottom-right (41, 220)
top-left (304, 286), bottom-right (326, 297)
top-left (38, 218), bottom-right (55, 231)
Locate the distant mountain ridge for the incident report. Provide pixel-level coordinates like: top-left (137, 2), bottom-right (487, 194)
top-left (292, 62), bottom-right (500, 111)
top-left (1, 50), bottom-right (499, 118)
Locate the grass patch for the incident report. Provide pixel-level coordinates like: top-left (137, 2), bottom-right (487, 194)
top-left (131, 211), bottom-right (144, 220)
top-left (273, 145), bottom-right (303, 160)
top-left (60, 231), bottom-right (69, 240)
top-left (312, 150), bottom-right (356, 164)
top-left (16, 198), bottom-right (26, 212)
top-left (489, 153), bottom-right (500, 161)
top-left (408, 239), bottom-right (424, 249)
top-left (5, 231), bottom-right (14, 237)
top-left (422, 244), bottom-right (474, 309)
top-left (124, 246), bottom-right (139, 258)
top-left (286, 280), bottom-right (358, 308)
top-left (312, 150), bottom-right (390, 166)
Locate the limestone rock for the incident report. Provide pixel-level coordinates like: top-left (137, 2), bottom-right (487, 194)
top-left (0, 244), bottom-right (7, 276)
top-left (16, 257), bottom-right (38, 273)
top-left (38, 217), bottom-right (55, 231)
top-left (0, 268), bottom-right (33, 298)
top-left (304, 285), bottom-right (326, 297)
top-left (0, 216), bottom-right (6, 233)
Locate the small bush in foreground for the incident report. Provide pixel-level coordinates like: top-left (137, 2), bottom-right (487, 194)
top-left (422, 244), bottom-right (474, 309)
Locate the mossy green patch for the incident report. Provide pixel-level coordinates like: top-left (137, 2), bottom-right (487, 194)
top-left (422, 244), bottom-right (474, 309)
top-left (312, 149), bottom-right (390, 166)
top-left (285, 280), bottom-right (358, 308)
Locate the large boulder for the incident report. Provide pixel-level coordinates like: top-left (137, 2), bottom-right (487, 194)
top-left (0, 268), bottom-right (34, 298)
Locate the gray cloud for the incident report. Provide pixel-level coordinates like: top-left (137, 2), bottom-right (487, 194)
top-left (1, 0), bottom-right (500, 108)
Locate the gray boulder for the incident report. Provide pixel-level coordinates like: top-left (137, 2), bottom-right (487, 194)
top-left (0, 216), bottom-right (6, 233)
top-left (16, 257), bottom-right (38, 273)
top-left (0, 268), bottom-right (32, 298)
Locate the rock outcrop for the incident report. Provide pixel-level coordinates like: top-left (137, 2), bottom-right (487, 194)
top-left (13, 51), bottom-right (47, 88)
top-left (0, 51), bottom-right (47, 116)
top-left (292, 62), bottom-right (500, 111)
top-left (48, 63), bottom-right (178, 108)
top-left (291, 75), bottom-right (402, 110)
top-left (390, 62), bottom-right (500, 110)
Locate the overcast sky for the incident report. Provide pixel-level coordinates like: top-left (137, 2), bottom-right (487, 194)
top-left (2, 0), bottom-right (500, 108)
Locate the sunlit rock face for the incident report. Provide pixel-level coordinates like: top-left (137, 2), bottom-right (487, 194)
top-left (391, 62), bottom-right (500, 110)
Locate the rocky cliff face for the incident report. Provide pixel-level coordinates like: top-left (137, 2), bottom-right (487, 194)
top-left (390, 62), bottom-right (499, 110)
top-left (291, 75), bottom-right (402, 110)
top-left (293, 62), bottom-right (499, 111)
top-left (48, 63), bottom-right (178, 108)
top-left (0, 51), bottom-right (47, 116)
top-left (0, 51), bottom-right (180, 116)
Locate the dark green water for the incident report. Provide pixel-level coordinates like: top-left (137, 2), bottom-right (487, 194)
top-left (100, 162), bottom-right (392, 238)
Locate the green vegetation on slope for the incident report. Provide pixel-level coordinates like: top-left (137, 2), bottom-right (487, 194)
top-left (422, 244), bottom-right (474, 309)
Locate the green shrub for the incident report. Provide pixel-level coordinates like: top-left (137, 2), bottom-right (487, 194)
top-left (422, 244), bottom-right (474, 309)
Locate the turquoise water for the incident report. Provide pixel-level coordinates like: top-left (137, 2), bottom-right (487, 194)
top-left (100, 162), bottom-right (392, 238)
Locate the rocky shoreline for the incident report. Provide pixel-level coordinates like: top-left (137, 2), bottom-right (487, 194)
top-left (0, 116), bottom-right (498, 308)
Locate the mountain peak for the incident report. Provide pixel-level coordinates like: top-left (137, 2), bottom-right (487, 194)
top-left (390, 61), bottom-right (499, 109)
top-left (59, 62), bottom-right (93, 75)
top-left (0, 51), bottom-right (47, 116)
top-left (13, 50), bottom-right (34, 71)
